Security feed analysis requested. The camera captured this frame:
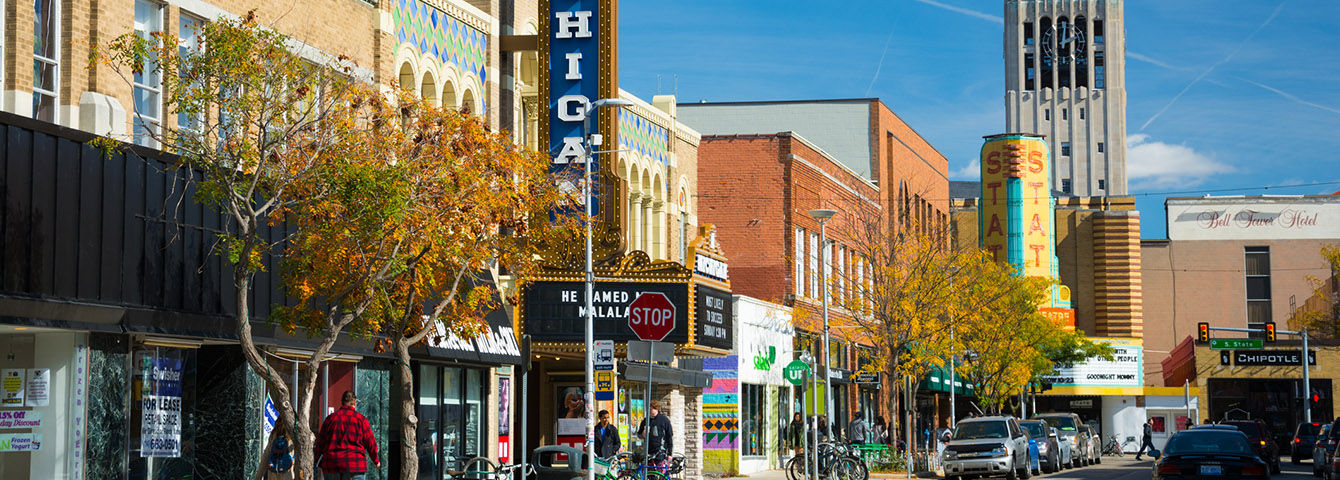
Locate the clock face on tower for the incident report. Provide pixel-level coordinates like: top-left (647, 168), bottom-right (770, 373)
top-left (1042, 23), bottom-right (1086, 64)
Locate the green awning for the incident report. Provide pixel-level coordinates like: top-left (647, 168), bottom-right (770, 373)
top-left (924, 365), bottom-right (974, 394)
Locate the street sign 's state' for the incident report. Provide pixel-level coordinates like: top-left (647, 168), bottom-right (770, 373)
top-left (1210, 338), bottom-right (1264, 350)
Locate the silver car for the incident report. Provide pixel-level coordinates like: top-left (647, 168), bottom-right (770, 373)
top-left (943, 416), bottom-right (1033, 480)
top-left (1034, 412), bottom-right (1086, 468)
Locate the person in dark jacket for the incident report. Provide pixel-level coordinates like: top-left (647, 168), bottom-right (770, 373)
top-left (637, 401), bottom-right (674, 458)
top-left (594, 410), bottom-right (621, 458)
top-left (847, 412), bottom-right (870, 444)
top-left (1135, 417), bottom-right (1156, 460)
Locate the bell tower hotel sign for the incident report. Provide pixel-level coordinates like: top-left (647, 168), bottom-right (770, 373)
top-left (1166, 196), bottom-right (1338, 241)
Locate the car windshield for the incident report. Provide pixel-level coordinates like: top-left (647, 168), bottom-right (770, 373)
top-left (1037, 415), bottom-right (1076, 430)
top-left (954, 421), bottom-right (1009, 440)
top-left (1227, 423), bottom-right (1260, 437)
top-left (1021, 422), bottom-right (1047, 438)
top-left (1164, 431), bottom-right (1254, 456)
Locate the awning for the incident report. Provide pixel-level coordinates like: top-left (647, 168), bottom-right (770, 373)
top-left (924, 365), bottom-right (974, 394)
top-left (421, 274), bottom-right (524, 365)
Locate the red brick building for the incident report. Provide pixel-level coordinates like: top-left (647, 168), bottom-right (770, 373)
top-left (684, 98), bottom-right (951, 442)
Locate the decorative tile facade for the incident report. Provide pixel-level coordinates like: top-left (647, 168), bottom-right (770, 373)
top-left (393, 0), bottom-right (488, 87)
top-left (620, 108), bottom-right (670, 166)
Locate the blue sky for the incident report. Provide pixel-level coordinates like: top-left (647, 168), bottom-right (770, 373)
top-left (615, 0), bottom-right (1340, 238)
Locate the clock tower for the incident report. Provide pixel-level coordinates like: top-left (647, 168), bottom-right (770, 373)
top-left (1004, 1), bottom-right (1127, 197)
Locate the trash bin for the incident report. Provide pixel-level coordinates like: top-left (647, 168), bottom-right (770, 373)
top-left (531, 445), bottom-right (588, 480)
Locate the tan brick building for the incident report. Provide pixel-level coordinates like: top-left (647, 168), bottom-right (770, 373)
top-left (1144, 195), bottom-right (1339, 432)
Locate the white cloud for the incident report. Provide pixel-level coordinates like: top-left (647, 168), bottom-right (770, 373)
top-left (1126, 134), bottom-right (1234, 189)
top-left (950, 159), bottom-right (981, 180)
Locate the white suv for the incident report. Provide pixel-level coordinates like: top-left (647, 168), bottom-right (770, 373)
top-left (943, 416), bottom-right (1032, 480)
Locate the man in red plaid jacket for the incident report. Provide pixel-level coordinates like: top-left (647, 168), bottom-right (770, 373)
top-left (316, 391), bottom-right (381, 479)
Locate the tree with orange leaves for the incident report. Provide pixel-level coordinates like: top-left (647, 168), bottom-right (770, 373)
top-left (95, 14), bottom-right (573, 478)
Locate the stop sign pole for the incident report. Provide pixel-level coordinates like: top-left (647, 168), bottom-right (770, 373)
top-left (628, 292), bottom-right (675, 464)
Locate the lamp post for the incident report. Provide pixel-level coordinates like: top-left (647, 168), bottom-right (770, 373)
top-left (582, 97), bottom-right (632, 480)
top-left (808, 208), bottom-right (838, 441)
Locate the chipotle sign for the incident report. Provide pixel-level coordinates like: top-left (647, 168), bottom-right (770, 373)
top-left (1167, 197), bottom-right (1338, 241)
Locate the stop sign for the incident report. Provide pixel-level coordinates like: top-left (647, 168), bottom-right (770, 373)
top-left (627, 292), bottom-right (676, 341)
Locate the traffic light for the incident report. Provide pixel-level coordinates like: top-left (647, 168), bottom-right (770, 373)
top-left (1265, 322), bottom-right (1276, 342)
top-left (1197, 323), bottom-right (1210, 343)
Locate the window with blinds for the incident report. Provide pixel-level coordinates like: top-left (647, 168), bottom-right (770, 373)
top-left (1245, 246), bottom-right (1272, 331)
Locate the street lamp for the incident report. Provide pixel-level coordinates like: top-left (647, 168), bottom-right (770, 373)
top-left (808, 208), bottom-right (837, 442)
top-left (583, 97), bottom-right (632, 480)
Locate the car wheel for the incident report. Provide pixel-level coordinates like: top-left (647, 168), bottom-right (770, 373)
top-left (1005, 461), bottom-right (1019, 480)
top-left (1073, 456), bottom-right (1082, 469)
top-left (1095, 453), bottom-right (1102, 464)
top-left (1020, 461), bottom-right (1033, 479)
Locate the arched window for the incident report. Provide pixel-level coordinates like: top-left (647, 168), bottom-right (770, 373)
top-left (399, 63), bottom-right (415, 92)
top-left (1039, 17), bottom-right (1053, 90)
top-left (1075, 16), bottom-right (1089, 88)
top-left (420, 72), bottom-right (437, 106)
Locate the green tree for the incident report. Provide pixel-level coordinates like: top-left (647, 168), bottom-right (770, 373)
top-left (1290, 245), bottom-right (1340, 338)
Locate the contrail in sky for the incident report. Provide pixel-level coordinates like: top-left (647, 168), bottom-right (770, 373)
top-left (910, 0), bottom-right (1003, 24)
top-left (1237, 77), bottom-right (1340, 115)
top-left (1139, 1), bottom-right (1287, 131)
top-left (867, 30), bottom-right (896, 96)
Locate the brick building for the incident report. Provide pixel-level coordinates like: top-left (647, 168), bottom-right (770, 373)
top-left (686, 98), bottom-right (951, 472)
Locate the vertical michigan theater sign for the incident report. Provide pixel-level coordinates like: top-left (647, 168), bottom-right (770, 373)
top-left (541, 0), bottom-right (619, 222)
top-left (980, 133), bottom-right (1072, 314)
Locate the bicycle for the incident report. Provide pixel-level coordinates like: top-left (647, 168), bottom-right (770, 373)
top-left (456, 457), bottom-right (536, 480)
top-left (613, 450), bottom-right (684, 480)
top-left (1101, 435), bottom-right (1136, 457)
top-left (786, 441), bottom-right (866, 480)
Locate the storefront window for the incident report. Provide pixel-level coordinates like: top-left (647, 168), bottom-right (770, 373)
top-left (130, 346), bottom-right (198, 478)
top-left (0, 331), bottom-right (89, 479)
top-left (416, 364), bottom-right (489, 478)
top-left (741, 384), bottom-right (765, 456)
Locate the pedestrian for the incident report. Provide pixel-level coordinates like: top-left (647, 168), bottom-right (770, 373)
top-left (637, 400), bottom-right (673, 460)
top-left (255, 424), bottom-right (295, 480)
top-left (847, 412), bottom-right (870, 444)
top-left (787, 413), bottom-right (806, 455)
top-left (1185, 418), bottom-right (1196, 429)
top-left (873, 416), bottom-right (890, 445)
top-left (1135, 417), bottom-right (1156, 461)
top-left (594, 409), bottom-right (621, 459)
top-left (315, 391), bottom-right (381, 480)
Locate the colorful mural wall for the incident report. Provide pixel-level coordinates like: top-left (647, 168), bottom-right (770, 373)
top-left (392, 0), bottom-right (490, 112)
top-left (703, 355), bottom-right (739, 474)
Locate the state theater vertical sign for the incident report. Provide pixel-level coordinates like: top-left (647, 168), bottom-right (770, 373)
top-left (980, 134), bottom-right (1072, 315)
top-left (540, 0), bottom-right (621, 231)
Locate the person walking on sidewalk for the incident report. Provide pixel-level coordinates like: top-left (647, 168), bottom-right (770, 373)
top-left (1135, 418), bottom-right (1156, 461)
top-left (787, 413), bottom-right (805, 455)
top-left (594, 410), bottom-right (622, 458)
top-left (637, 401), bottom-right (674, 461)
top-left (316, 391), bottom-right (381, 479)
top-left (847, 412), bottom-right (870, 444)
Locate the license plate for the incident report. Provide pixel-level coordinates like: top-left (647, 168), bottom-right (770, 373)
top-left (1199, 465), bottom-right (1223, 475)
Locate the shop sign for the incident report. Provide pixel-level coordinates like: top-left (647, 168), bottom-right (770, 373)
top-left (1, 369), bottom-right (24, 406)
top-left (1166, 198), bottom-right (1337, 241)
top-left (141, 356), bottom-right (183, 458)
top-left (853, 372), bottom-right (880, 384)
top-left (1222, 350), bottom-right (1317, 366)
top-left (594, 340), bottom-right (615, 371)
top-left (24, 368), bottom-right (48, 407)
top-left (1040, 339), bottom-right (1142, 388)
top-left (524, 281), bottom-right (689, 343)
top-left (694, 253), bottom-right (729, 281)
top-left (979, 134), bottom-right (1053, 275)
top-left (263, 395), bottom-right (278, 437)
top-left (0, 433), bottom-right (41, 452)
top-left (70, 342), bottom-right (89, 480)
top-left (0, 411), bottom-right (42, 429)
top-left (498, 377), bottom-right (512, 463)
top-left (784, 360), bottom-right (810, 386)
top-left (595, 371), bottom-right (615, 401)
top-left (1069, 399), bottom-right (1094, 409)
top-left (695, 286), bottom-right (733, 349)
top-left (752, 346), bottom-right (777, 372)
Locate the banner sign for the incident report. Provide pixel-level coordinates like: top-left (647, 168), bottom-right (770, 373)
top-left (1221, 350), bottom-right (1316, 366)
top-left (524, 281), bottom-right (690, 343)
top-left (70, 342), bottom-right (89, 479)
top-left (1040, 338), bottom-right (1143, 388)
top-left (0, 411), bottom-right (42, 429)
top-left (1, 369), bottom-right (25, 406)
top-left (694, 286), bottom-right (733, 349)
top-left (140, 356), bottom-right (183, 457)
top-left (1167, 197), bottom-right (1337, 241)
top-left (0, 433), bottom-right (42, 452)
top-left (25, 368), bottom-right (49, 407)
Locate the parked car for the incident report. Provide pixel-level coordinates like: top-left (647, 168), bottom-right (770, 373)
top-left (1153, 429), bottom-right (1269, 479)
top-left (1079, 424), bottom-right (1101, 464)
top-left (1020, 419), bottom-right (1061, 473)
top-left (942, 416), bottom-right (1033, 480)
top-left (1295, 422), bottom-right (1327, 464)
top-left (1222, 419), bottom-right (1282, 474)
top-left (1311, 422), bottom-right (1334, 477)
top-left (1034, 412), bottom-right (1086, 468)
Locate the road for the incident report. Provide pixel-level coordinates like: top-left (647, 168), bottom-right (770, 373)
top-left (1026, 455), bottom-right (1316, 479)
